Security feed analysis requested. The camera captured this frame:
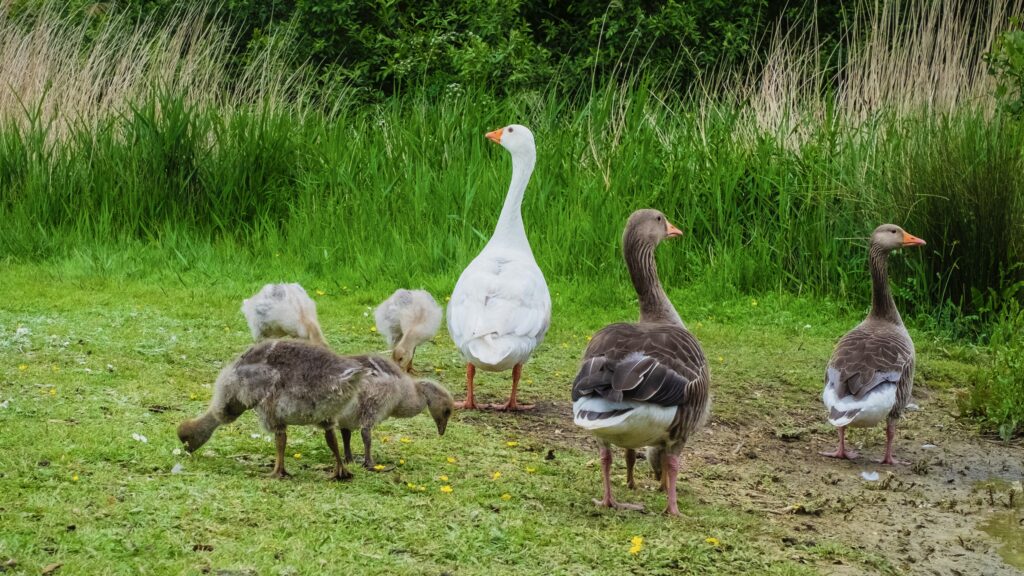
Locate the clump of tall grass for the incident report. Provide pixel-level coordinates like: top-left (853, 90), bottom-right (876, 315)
top-left (962, 300), bottom-right (1024, 439)
top-left (0, 2), bottom-right (314, 137)
top-left (0, 0), bottom-right (1020, 331)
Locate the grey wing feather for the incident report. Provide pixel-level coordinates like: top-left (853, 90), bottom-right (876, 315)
top-left (827, 325), bottom-right (914, 401)
top-left (571, 323), bottom-right (708, 408)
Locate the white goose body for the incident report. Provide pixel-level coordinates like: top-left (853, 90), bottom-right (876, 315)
top-left (572, 396), bottom-right (677, 448)
top-left (822, 369), bottom-right (897, 428)
top-left (448, 125), bottom-right (551, 373)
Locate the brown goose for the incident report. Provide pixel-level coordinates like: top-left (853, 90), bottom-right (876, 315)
top-left (571, 209), bottom-right (711, 515)
top-left (177, 340), bottom-right (452, 480)
top-left (821, 224), bottom-right (926, 465)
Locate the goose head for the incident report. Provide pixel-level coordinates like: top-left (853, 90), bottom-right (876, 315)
top-left (417, 380), bottom-right (455, 436)
top-left (871, 224), bottom-right (926, 252)
top-left (624, 209), bottom-right (683, 248)
top-left (485, 124), bottom-right (535, 157)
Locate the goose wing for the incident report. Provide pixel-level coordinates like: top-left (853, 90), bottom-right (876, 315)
top-left (571, 323), bottom-right (708, 407)
top-left (826, 325), bottom-right (914, 400)
top-left (447, 252), bottom-right (551, 349)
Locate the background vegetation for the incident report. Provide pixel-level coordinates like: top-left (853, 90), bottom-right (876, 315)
top-left (0, 0), bottom-right (1021, 434)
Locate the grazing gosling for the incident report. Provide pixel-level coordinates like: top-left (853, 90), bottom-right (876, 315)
top-left (338, 355), bottom-right (454, 469)
top-left (373, 289), bottom-right (443, 372)
top-left (177, 340), bottom-right (449, 480)
top-left (241, 283), bottom-right (326, 346)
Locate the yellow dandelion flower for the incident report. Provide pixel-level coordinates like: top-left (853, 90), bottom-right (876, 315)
top-left (293, 453), bottom-right (302, 459)
top-left (315, 289), bottom-right (326, 296)
top-left (587, 335), bottom-right (593, 342)
top-left (446, 457), bottom-right (457, 464)
top-left (399, 459), bottom-right (405, 465)
top-left (71, 474), bottom-right (79, 482)
top-left (491, 471), bottom-right (502, 480)
top-left (629, 535), bottom-right (644, 555)
top-left (560, 342), bottom-right (568, 349)
top-left (51, 366), bottom-right (59, 373)
top-left (370, 326), bottom-right (377, 332)
top-left (400, 437), bottom-right (411, 444)
top-left (434, 367), bottom-right (443, 373)
top-left (418, 485), bottom-right (426, 491)
top-left (189, 392), bottom-right (197, 400)
top-left (506, 441), bottom-right (519, 447)
top-left (500, 493), bottom-right (511, 501)
top-left (525, 467), bottom-right (537, 473)
top-left (407, 482), bottom-right (416, 489)
top-left (440, 485), bottom-right (453, 494)
top-left (445, 296), bottom-right (451, 302)
top-left (717, 356), bottom-right (724, 363)
top-left (439, 475), bottom-right (449, 482)
top-left (526, 379), bottom-right (534, 385)
top-left (381, 436), bottom-right (391, 443)
top-left (223, 326), bottom-right (230, 332)
top-left (751, 299), bottom-right (758, 307)
top-left (373, 464), bottom-right (385, 471)
top-left (18, 364), bottom-right (27, 371)
top-left (49, 388), bottom-right (56, 396)
top-left (705, 537), bottom-right (720, 547)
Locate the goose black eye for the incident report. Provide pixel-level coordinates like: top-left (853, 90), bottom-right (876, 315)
top-left (657, 216), bottom-right (662, 221)
top-left (507, 127), bottom-right (513, 133)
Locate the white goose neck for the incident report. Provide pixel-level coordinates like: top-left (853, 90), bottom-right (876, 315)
top-left (487, 147), bottom-right (536, 253)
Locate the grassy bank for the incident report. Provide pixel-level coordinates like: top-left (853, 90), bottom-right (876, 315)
top-left (1, 261), bottom-right (990, 575)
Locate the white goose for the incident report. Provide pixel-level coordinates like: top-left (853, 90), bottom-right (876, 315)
top-left (447, 124), bottom-right (551, 411)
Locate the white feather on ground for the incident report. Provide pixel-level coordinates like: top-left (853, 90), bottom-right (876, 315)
top-left (374, 289), bottom-right (442, 371)
top-left (240, 283), bottom-right (326, 346)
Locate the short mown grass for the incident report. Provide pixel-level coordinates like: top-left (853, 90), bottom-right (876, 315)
top-left (0, 259), bottom-right (983, 575)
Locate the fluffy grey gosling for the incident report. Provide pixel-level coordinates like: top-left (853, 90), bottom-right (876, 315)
top-left (241, 283), bottom-right (327, 346)
top-left (177, 340), bottom-right (452, 480)
top-left (339, 355), bottom-right (454, 469)
top-left (374, 289), bottom-right (443, 372)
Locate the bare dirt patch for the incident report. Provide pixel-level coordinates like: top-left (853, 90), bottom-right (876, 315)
top-left (478, 393), bottom-right (1024, 575)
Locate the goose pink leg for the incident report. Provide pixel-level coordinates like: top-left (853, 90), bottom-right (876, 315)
top-left (663, 451), bottom-right (682, 516)
top-left (820, 426), bottom-right (859, 460)
top-left (877, 419), bottom-right (909, 465)
top-left (593, 446), bottom-right (644, 512)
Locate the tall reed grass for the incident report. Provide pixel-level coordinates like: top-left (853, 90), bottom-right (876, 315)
top-left (0, 0), bottom-right (1021, 330)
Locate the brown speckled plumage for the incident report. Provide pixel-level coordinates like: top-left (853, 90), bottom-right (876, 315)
top-left (571, 209), bottom-right (710, 514)
top-left (177, 340), bottom-right (453, 479)
top-left (821, 224), bottom-right (925, 465)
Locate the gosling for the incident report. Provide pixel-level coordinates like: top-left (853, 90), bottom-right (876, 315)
top-left (241, 283), bottom-right (326, 346)
top-left (337, 356), bottom-right (454, 469)
top-left (177, 340), bottom-right (451, 479)
top-left (374, 289), bottom-right (442, 372)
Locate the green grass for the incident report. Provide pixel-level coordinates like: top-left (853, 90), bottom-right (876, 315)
top-left (0, 259), bottom-right (985, 574)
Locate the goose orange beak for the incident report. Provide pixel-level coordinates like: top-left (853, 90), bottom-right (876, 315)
top-left (666, 221), bottom-right (683, 238)
top-left (902, 231), bottom-right (926, 247)
top-left (485, 128), bottom-right (503, 144)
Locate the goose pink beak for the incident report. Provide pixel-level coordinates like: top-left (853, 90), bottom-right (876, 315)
top-left (666, 221), bottom-right (683, 238)
top-left (485, 128), bottom-right (503, 144)
top-left (902, 231), bottom-right (926, 246)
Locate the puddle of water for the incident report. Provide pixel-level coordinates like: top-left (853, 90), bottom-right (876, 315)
top-left (980, 511), bottom-right (1024, 570)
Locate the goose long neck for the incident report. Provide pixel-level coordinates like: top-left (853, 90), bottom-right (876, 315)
top-left (624, 234), bottom-right (683, 326)
top-left (868, 244), bottom-right (901, 324)
top-left (488, 148), bottom-right (535, 252)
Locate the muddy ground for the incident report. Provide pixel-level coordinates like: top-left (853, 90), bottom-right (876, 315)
top-left (462, 388), bottom-right (1024, 575)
